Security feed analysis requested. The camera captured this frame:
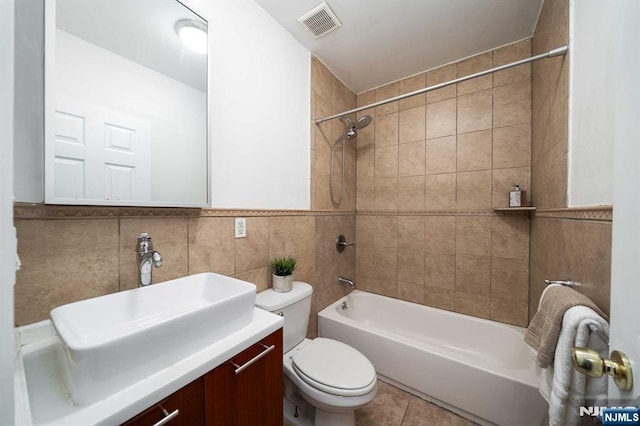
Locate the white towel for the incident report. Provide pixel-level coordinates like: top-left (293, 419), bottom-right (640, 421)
top-left (548, 306), bottom-right (609, 426)
top-left (529, 347), bottom-right (553, 401)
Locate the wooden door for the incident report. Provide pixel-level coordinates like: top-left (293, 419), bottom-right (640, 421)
top-left (205, 329), bottom-right (283, 426)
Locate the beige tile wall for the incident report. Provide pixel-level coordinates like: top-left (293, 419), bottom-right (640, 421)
top-left (15, 213), bottom-right (354, 328)
top-left (531, 0), bottom-right (569, 209)
top-left (529, 0), bottom-right (612, 317)
top-left (311, 57), bottom-right (357, 212)
top-left (354, 40), bottom-right (532, 326)
top-left (15, 219), bottom-right (120, 326)
top-left (309, 58), bottom-right (358, 334)
top-left (529, 215), bottom-right (612, 320)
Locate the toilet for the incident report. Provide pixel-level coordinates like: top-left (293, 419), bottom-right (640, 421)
top-left (255, 281), bottom-right (377, 426)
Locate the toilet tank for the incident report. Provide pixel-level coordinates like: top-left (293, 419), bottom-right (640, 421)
top-left (255, 282), bottom-right (313, 353)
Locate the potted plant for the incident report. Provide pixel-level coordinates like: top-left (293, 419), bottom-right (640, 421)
top-left (269, 256), bottom-right (297, 293)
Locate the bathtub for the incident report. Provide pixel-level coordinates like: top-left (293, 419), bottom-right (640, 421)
top-left (318, 291), bottom-right (547, 426)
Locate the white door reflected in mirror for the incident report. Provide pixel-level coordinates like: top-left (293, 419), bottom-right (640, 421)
top-left (53, 97), bottom-right (151, 201)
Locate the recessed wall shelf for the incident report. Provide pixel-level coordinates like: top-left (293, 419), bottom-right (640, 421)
top-left (493, 207), bottom-right (537, 212)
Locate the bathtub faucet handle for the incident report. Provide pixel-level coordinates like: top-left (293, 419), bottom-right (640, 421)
top-left (336, 235), bottom-right (354, 253)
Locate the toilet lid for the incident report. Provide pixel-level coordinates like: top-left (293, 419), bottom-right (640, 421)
top-left (291, 338), bottom-right (376, 396)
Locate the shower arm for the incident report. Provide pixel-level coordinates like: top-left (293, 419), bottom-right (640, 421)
top-left (314, 45), bottom-right (568, 124)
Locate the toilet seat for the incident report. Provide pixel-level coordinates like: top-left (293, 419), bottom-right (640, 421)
top-left (291, 338), bottom-right (376, 397)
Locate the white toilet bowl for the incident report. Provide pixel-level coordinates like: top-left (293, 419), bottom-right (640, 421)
top-left (283, 338), bottom-right (377, 426)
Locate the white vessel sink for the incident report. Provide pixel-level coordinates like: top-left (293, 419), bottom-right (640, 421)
top-left (50, 272), bottom-right (256, 404)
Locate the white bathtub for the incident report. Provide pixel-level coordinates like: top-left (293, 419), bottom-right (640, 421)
top-left (318, 290), bottom-right (547, 426)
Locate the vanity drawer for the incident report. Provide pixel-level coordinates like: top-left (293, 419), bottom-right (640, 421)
top-left (121, 377), bottom-right (204, 426)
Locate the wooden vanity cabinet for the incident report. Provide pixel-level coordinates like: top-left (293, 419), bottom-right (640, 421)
top-left (205, 328), bottom-right (283, 426)
top-left (121, 377), bottom-right (204, 426)
top-left (121, 328), bottom-right (283, 426)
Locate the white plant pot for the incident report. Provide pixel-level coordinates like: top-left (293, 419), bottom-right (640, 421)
top-left (272, 274), bottom-right (293, 292)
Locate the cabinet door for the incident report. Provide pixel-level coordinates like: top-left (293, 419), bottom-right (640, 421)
top-left (122, 377), bottom-right (204, 426)
top-left (205, 329), bottom-right (283, 426)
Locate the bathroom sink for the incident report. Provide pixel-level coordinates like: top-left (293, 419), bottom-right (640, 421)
top-left (50, 272), bottom-right (256, 404)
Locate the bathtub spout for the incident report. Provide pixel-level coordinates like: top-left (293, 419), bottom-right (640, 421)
top-left (337, 276), bottom-right (355, 289)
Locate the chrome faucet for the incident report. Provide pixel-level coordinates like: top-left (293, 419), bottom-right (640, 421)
top-left (135, 233), bottom-right (163, 287)
top-left (337, 276), bottom-right (355, 289)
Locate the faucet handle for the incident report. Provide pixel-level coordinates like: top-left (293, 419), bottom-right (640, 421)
top-left (152, 251), bottom-right (163, 267)
top-left (336, 235), bottom-right (354, 253)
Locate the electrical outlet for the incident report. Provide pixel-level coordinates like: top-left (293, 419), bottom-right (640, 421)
top-left (235, 218), bottom-right (246, 238)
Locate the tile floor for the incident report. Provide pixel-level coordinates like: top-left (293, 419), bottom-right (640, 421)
top-left (283, 379), bottom-right (477, 426)
top-left (354, 380), bottom-right (476, 426)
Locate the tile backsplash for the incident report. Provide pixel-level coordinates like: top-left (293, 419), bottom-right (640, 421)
top-left (15, 211), bottom-right (354, 328)
top-left (15, 218), bottom-right (120, 325)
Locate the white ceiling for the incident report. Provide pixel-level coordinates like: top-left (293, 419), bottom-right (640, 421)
top-left (57, 0), bottom-right (207, 92)
top-left (254, 0), bottom-right (543, 93)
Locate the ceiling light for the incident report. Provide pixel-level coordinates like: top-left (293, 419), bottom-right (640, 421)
top-left (175, 19), bottom-right (207, 54)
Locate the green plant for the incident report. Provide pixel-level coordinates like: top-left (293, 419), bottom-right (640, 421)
top-left (269, 256), bottom-right (297, 276)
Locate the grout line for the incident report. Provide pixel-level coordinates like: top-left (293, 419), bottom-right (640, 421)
top-left (186, 218), bottom-right (190, 276)
top-left (117, 218), bottom-right (121, 292)
top-left (399, 395), bottom-right (411, 426)
top-left (488, 83), bottom-right (495, 319)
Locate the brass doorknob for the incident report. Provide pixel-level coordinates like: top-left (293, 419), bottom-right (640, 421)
top-left (572, 347), bottom-right (633, 392)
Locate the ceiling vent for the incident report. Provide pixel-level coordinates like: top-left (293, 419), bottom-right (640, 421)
top-left (298, 2), bottom-right (342, 39)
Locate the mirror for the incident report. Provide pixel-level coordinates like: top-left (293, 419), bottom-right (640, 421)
top-left (45, 0), bottom-right (209, 207)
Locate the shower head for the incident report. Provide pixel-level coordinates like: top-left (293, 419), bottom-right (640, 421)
top-left (340, 115), bottom-right (373, 140)
top-left (355, 115), bottom-right (372, 129)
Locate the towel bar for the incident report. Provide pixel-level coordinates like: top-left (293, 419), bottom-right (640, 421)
top-left (544, 279), bottom-right (573, 287)
top-left (587, 325), bottom-right (609, 346)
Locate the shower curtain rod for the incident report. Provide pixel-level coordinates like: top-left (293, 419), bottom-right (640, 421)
top-left (314, 45), bottom-right (568, 124)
